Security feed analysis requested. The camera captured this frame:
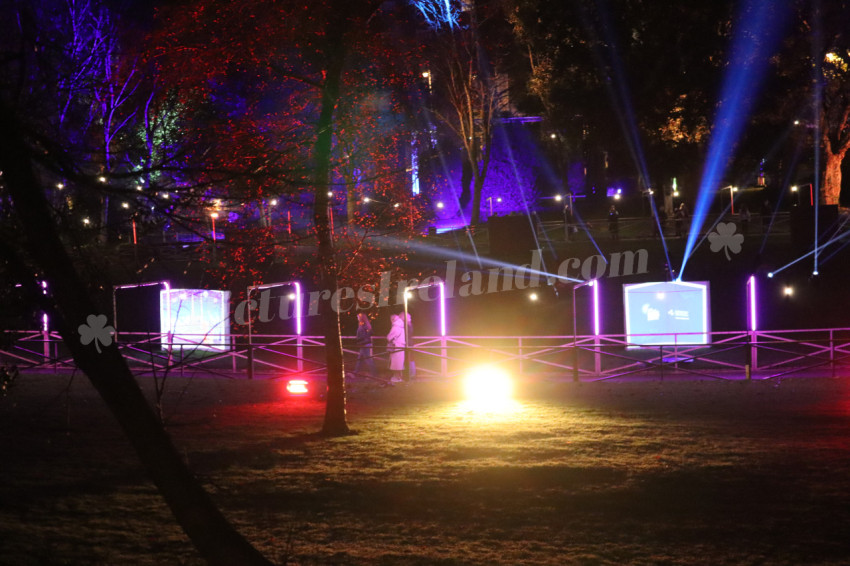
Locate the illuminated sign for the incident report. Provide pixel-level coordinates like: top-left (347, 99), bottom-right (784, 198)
top-left (160, 289), bottom-right (231, 351)
top-left (624, 281), bottom-right (710, 345)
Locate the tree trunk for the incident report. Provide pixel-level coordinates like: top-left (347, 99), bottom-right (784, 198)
top-left (822, 148), bottom-right (845, 206)
top-left (313, 19), bottom-right (350, 437)
top-left (0, 107), bottom-right (274, 566)
top-left (470, 170), bottom-right (484, 225)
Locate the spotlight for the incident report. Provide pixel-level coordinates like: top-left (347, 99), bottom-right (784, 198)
top-left (555, 195), bottom-right (563, 202)
top-left (783, 286), bottom-right (793, 296)
top-left (363, 197), bottom-right (370, 203)
top-left (285, 379), bottom-right (310, 396)
top-left (529, 292), bottom-right (538, 301)
top-left (812, 270), bottom-right (819, 276)
top-left (767, 272), bottom-right (774, 278)
top-left (462, 365), bottom-right (513, 407)
top-left (270, 199), bottom-right (278, 206)
top-left (436, 201), bottom-right (444, 209)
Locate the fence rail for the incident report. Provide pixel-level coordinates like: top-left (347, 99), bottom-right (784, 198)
top-left (3, 327), bottom-right (850, 382)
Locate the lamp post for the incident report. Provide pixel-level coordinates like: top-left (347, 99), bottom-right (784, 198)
top-left (796, 183), bottom-right (814, 206)
top-left (726, 186), bottom-right (738, 214)
top-left (210, 211), bottom-right (219, 260)
top-left (572, 279), bottom-right (599, 382)
top-left (403, 280), bottom-right (448, 379)
top-left (486, 196), bottom-right (502, 217)
top-left (112, 281), bottom-right (171, 344)
top-left (246, 281), bottom-right (302, 379)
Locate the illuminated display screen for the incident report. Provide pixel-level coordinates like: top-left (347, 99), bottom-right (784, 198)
top-left (160, 289), bottom-right (231, 351)
top-left (623, 281), bottom-right (710, 345)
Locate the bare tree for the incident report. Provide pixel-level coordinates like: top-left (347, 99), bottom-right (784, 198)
top-left (422, 1), bottom-right (510, 225)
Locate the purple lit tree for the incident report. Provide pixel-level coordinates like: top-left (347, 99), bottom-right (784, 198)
top-left (417, 0), bottom-right (512, 225)
top-left (0, 1), bottom-right (275, 563)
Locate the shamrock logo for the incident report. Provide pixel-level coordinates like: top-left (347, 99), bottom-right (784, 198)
top-left (708, 222), bottom-right (744, 260)
top-left (78, 314), bottom-right (115, 353)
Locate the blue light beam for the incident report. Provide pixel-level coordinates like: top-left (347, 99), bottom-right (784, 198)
top-left (679, 0), bottom-right (791, 280)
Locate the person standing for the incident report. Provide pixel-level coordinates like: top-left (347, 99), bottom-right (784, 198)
top-left (608, 205), bottom-right (620, 241)
top-left (386, 313), bottom-right (406, 383)
top-left (674, 205), bottom-right (685, 237)
top-left (564, 201), bottom-right (576, 241)
top-left (353, 312), bottom-right (376, 379)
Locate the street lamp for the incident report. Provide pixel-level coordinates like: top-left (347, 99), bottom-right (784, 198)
top-left (246, 281), bottom-right (303, 379)
top-left (210, 211), bottom-right (219, 240)
top-left (210, 212), bottom-right (219, 260)
top-left (486, 196), bottom-right (502, 216)
top-left (403, 280), bottom-right (448, 379)
top-left (571, 279), bottom-right (600, 381)
top-left (725, 186), bottom-right (738, 214)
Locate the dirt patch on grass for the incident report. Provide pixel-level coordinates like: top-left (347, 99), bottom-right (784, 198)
top-left (1, 374), bottom-right (850, 564)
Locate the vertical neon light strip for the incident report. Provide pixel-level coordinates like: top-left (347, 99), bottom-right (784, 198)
top-left (293, 281), bottom-right (302, 335)
top-left (747, 275), bottom-right (757, 332)
top-left (41, 281), bottom-right (48, 332)
top-left (591, 279), bottom-right (600, 336)
top-left (163, 282), bottom-right (172, 338)
top-left (438, 281), bottom-right (447, 336)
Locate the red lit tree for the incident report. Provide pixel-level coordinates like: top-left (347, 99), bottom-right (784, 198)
top-left (151, 0), bottom-right (429, 434)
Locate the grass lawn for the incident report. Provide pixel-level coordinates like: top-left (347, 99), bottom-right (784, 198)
top-left (1, 373), bottom-right (850, 565)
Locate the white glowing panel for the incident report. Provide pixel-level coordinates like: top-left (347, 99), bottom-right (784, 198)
top-left (160, 289), bottom-right (231, 351)
top-left (624, 281), bottom-right (710, 345)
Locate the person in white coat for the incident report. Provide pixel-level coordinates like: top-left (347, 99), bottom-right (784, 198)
top-left (386, 314), bottom-right (406, 383)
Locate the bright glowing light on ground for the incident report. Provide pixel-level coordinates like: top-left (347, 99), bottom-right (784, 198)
top-left (286, 379), bottom-right (310, 395)
top-left (461, 365), bottom-right (514, 411)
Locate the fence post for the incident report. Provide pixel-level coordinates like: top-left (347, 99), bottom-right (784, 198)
top-left (297, 335), bottom-right (304, 373)
top-left (750, 329), bottom-right (758, 372)
top-left (659, 345), bottom-right (664, 380)
top-left (441, 336), bottom-right (447, 376)
top-left (594, 334), bottom-right (601, 375)
top-left (231, 335), bottom-right (237, 373)
top-left (42, 328), bottom-right (49, 364)
top-left (518, 337), bottom-right (523, 376)
top-left (572, 339), bottom-right (579, 382)
top-left (830, 329), bottom-right (835, 377)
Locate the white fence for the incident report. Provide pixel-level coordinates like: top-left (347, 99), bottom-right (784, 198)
top-left (3, 327), bottom-right (850, 381)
